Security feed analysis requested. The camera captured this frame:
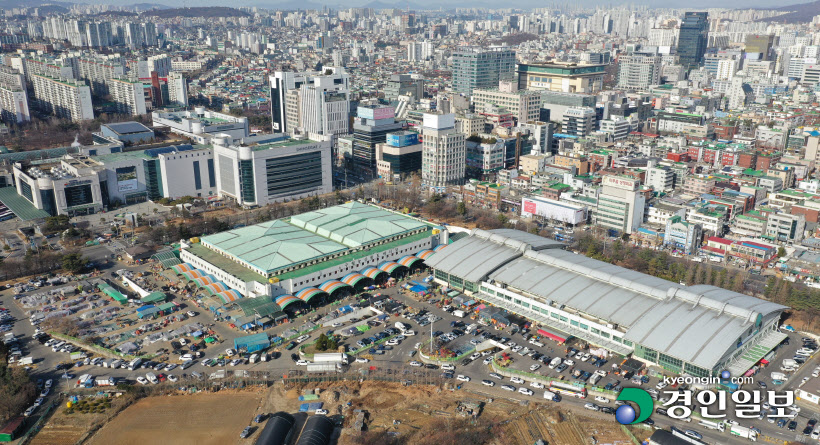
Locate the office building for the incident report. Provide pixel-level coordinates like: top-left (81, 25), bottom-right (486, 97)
top-left (384, 74), bottom-right (424, 101)
top-left (213, 136), bottom-right (333, 207)
top-left (30, 73), bottom-right (94, 122)
top-left (14, 155), bottom-right (106, 217)
top-left (593, 175), bottom-right (646, 234)
top-left (451, 47), bottom-right (516, 96)
top-left (616, 53), bottom-right (662, 90)
top-left (352, 105), bottom-right (404, 171)
top-left (677, 12), bottom-right (709, 69)
top-left (376, 131), bottom-right (422, 179)
top-left (765, 213), bottom-right (806, 243)
top-left (664, 216), bottom-right (702, 254)
top-left (646, 166), bottom-right (676, 192)
top-left (269, 67), bottom-right (349, 136)
top-left (562, 107), bottom-right (596, 137)
top-left (421, 113), bottom-right (466, 191)
top-left (516, 62), bottom-right (605, 94)
top-left (598, 117), bottom-right (631, 141)
top-left (472, 81), bottom-right (541, 125)
top-left (745, 34), bottom-right (777, 61)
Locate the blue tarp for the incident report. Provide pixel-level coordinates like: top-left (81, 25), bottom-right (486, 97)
top-left (299, 402), bottom-right (324, 412)
top-left (463, 300), bottom-right (476, 306)
top-left (377, 314), bottom-right (388, 321)
top-left (136, 305), bottom-right (156, 312)
top-left (339, 305), bottom-right (353, 314)
top-left (410, 285), bottom-right (427, 293)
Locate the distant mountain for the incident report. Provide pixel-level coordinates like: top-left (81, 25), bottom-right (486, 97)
top-left (94, 10), bottom-right (138, 17)
top-left (363, 0), bottom-right (424, 9)
top-left (0, 0), bottom-right (73, 10)
top-left (131, 3), bottom-right (172, 10)
top-left (758, 0), bottom-right (820, 22)
top-left (142, 6), bottom-right (251, 18)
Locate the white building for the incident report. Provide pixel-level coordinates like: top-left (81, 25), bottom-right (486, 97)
top-left (152, 108), bottom-right (249, 144)
top-left (421, 113), bottom-right (466, 191)
top-left (562, 107), bottom-right (596, 137)
top-left (472, 81), bottom-right (541, 125)
top-left (616, 53), bottom-right (661, 90)
top-left (269, 67), bottom-right (350, 136)
top-left (598, 117), bottom-right (631, 141)
top-left (0, 65), bottom-right (29, 123)
top-left (14, 155), bottom-right (105, 216)
top-left (593, 175), bottom-right (646, 234)
top-left (408, 41), bottom-right (434, 61)
top-left (108, 78), bottom-right (147, 116)
top-left (646, 166), bottom-right (676, 192)
top-left (213, 135), bottom-right (333, 207)
top-left (167, 72), bottom-right (188, 107)
top-left (30, 73), bottom-right (94, 122)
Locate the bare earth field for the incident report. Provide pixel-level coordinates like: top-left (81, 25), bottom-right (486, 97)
top-left (87, 392), bottom-right (262, 445)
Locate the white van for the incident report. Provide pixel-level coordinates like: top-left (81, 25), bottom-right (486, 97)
top-left (181, 360), bottom-right (194, 370)
top-left (549, 357), bottom-right (562, 369)
top-left (249, 354), bottom-right (259, 364)
top-left (260, 352), bottom-right (269, 362)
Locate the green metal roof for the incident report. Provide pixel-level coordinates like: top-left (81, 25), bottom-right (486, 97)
top-left (289, 202), bottom-right (432, 248)
top-left (0, 187), bottom-right (50, 220)
top-left (185, 243), bottom-right (269, 283)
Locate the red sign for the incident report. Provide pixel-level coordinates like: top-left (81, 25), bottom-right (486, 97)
top-left (524, 200), bottom-right (536, 214)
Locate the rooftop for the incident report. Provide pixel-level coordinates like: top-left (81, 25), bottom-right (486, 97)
top-left (103, 122), bottom-right (154, 135)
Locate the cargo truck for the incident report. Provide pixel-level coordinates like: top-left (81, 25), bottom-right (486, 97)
top-left (306, 363), bottom-right (342, 373)
top-left (730, 425), bottom-right (758, 441)
top-left (313, 352), bottom-right (349, 365)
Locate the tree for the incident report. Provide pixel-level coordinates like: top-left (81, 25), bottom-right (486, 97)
top-left (456, 201), bottom-right (467, 216)
top-left (777, 247), bottom-right (786, 258)
top-left (61, 253), bottom-right (88, 273)
top-left (315, 333), bottom-right (329, 351)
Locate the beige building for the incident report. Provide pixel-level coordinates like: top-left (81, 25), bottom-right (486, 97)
top-left (516, 62), bottom-right (605, 94)
top-left (519, 154), bottom-right (547, 175)
top-left (472, 81), bottom-right (541, 125)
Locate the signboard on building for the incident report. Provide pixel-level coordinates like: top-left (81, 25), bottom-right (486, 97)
top-left (521, 197), bottom-right (586, 225)
top-left (603, 175), bottom-right (639, 191)
top-left (116, 166), bottom-right (138, 192)
top-left (357, 106), bottom-right (395, 120)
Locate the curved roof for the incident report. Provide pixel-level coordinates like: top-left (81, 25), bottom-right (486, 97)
top-left (256, 411), bottom-right (295, 445)
top-left (274, 295), bottom-right (301, 310)
top-left (378, 261), bottom-right (402, 273)
top-left (361, 266), bottom-right (387, 279)
top-left (429, 229), bottom-right (787, 370)
top-left (486, 247), bottom-right (787, 370)
top-left (416, 249), bottom-right (435, 259)
top-left (341, 272), bottom-right (368, 286)
top-left (398, 255), bottom-right (422, 267)
top-left (318, 280), bottom-right (349, 294)
top-left (424, 228), bottom-right (563, 283)
top-left (295, 287), bottom-right (326, 303)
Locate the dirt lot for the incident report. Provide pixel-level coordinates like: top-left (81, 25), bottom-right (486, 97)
top-left (86, 392), bottom-right (262, 445)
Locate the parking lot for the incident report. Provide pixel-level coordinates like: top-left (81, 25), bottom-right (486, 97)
top-left (4, 255), bottom-right (820, 444)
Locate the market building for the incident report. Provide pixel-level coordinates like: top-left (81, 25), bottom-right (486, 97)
top-left (425, 229), bottom-right (787, 377)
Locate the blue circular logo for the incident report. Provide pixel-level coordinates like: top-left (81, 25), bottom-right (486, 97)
top-left (721, 370), bottom-right (731, 379)
top-left (615, 405), bottom-right (637, 424)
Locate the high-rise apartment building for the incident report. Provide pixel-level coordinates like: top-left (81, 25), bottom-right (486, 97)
top-left (108, 78), bottom-right (147, 116)
top-left (677, 12), bottom-right (709, 69)
top-left (421, 113), bottom-right (466, 191)
top-left (75, 56), bottom-right (126, 96)
top-left (30, 73), bottom-right (94, 122)
top-left (269, 67), bottom-right (350, 136)
top-left (167, 72), bottom-right (188, 107)
top-left (0, 65), bottom-right (30, 124)
top-left (451, 47), bottom-right (516, 95)
top-left (384, 74), bottom-right (424, 101)
top-left (407, 41), bottom-right (434, 61)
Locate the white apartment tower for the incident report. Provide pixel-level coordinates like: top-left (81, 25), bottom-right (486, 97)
top-left (108, 78), bottom-right (147, 116)
top-left (167, 72), bottom-right (188, 107)
top-left (0, 66), bottom-right (30, 124)
top-left (269, 67), bottom-right (350, 137)
top-left (30, 74), bottom-right (94, 122)
top-left (421, 113), bottom-right (466, 191)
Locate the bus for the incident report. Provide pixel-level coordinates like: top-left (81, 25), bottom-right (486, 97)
top-left (549, 381), bottom-right (587, 399)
